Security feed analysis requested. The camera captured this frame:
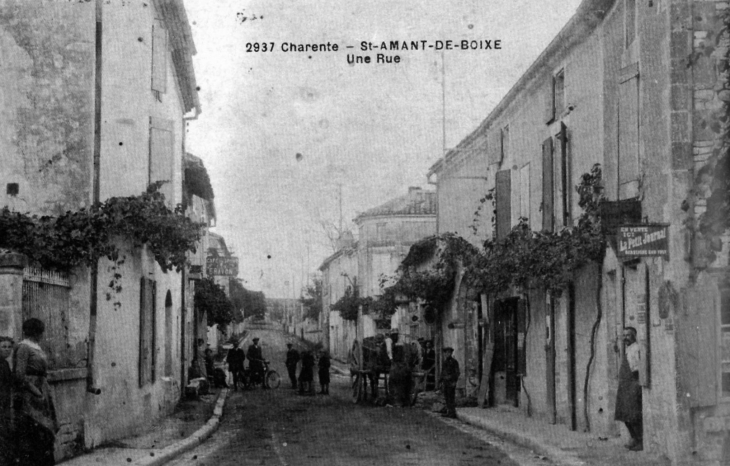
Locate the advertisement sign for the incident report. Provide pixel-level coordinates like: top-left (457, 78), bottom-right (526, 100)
top-left (206, 256), bottom-right (239, 277)
top-left (617, 224), bottom-right (669, 259)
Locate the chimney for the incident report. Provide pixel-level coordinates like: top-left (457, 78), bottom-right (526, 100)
top-left (336, 230), bottom-right (355, 250)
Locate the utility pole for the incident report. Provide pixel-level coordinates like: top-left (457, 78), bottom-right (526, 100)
top-left (338, 183), bottom-right (343, 234)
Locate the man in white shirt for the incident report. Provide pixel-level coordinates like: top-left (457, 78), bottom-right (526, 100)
top-left (614, 326), bottom-right (643, 451)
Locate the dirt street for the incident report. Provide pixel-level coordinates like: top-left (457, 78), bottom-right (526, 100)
top-left (168, 329), bottom-right (549, 466)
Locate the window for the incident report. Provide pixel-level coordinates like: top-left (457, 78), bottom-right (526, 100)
top-left (618, 63), bottom-right (640, 199)
top-left (376, 222), bottom-right (386, 242)
top-left (149, 117), bottom-right (174, 203)
top-left (519, 163), bottom-right (530, 223)
top-left (500, 126), bottom-right (510, 163)
top-left (495, 169), bottom-right (511, 240)
top-left (139, 277), bottom-right (157, 387)
top-left (22, 268), bottom-right (77, 370)
top-left (558, 123), bottom-right (571, 227)
top-left (164, 291), bottom-right (173, 377)
top-left (151, 22), bottom-right (167, 95)
top-left (625, 0), bottom-right (636, 48)
top-left (544, 69), bottom-right (565, 124)
top-left (721, 286), bottom-right (730, 399)
top-left (542, 137), bottom-right (554, 232)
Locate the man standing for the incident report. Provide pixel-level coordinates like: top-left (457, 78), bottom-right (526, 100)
top-left (226, 341), bottom-right (246, 390)
top-left (285, 343), bottom-right (300, 389)
top-left (247, 337), bottom-right (264, 387)
top-left (440, 347), bottom-right (460, 419)
top-left (615, 326), bottom-right (643, 451)
top-left (422, 341), bottom-right (436, 391)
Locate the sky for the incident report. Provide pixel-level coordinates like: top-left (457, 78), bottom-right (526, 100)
top-left (183, 0), bottom-right (583, 299)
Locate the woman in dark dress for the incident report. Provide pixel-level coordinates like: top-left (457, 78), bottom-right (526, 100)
top-left (317, 351), bottom-right (331, 395)
top-left (0, 336), bottom-right (14, 466)
top-left (13, 318), bottom-right (58, 466)
top-left (298, 350), bottom-right (315, 396)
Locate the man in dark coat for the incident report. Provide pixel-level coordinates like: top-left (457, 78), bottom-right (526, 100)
top-left (615, 327), bottom-right (643, 451)
top-left (226, 341), bottom-right (246, 390)
top-left (318, 351), bottom-right (331, 395)
top-left (439, 347), bottom-right (460, 418)
top-left (285, 343), bottom-right (300, 389)
top-left (0, 337), bottom-right (14, 466)
top-left (247, 338), bottom-right (265, 386)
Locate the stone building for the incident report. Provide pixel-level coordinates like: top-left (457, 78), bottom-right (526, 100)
top-left (426, 0), bottom-right (730, 464)
top-left (321, 187), bottom-right (437, 360)
top-left (0, 0), bottom-right (201, 460)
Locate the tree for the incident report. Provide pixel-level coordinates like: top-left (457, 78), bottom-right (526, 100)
top-left (194, 277), bottom-right (233, 329)
top-left (300, 278), bottom-right (323, 320)
top-left (229, 278), bottom-right (267, 319)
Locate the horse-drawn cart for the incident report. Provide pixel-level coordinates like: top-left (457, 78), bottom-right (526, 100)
top-left (348, 337), bottom-right (390, 403)
top-left (348, 335), bottom-right (434, 405)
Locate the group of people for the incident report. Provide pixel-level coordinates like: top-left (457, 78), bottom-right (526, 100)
top-left (225, 337), bottom-right (267, 389)
top-left (0, 318), bottom-right (59, 466)
top-left (285, 343), bottom-right (331, 395)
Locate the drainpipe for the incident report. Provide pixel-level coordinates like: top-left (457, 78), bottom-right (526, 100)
top-left (86, 0), bottom-right (103, 395)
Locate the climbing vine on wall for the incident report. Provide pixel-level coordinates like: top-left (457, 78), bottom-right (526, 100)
top-left (0, 183), bottom-right (203, 273)
top-left (695, 9), bottom-right (730, 266)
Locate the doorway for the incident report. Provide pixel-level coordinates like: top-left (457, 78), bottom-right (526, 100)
top-left (493, 298), bottom-right (520, 406)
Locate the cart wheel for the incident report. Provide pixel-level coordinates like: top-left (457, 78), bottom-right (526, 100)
top-left (265, 370), bottom-right (281, 389)
top-left (351, 372), bottom-right (362, 403)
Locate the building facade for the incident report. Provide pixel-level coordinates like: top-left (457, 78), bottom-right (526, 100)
top-left (0, 0), bottom-right (201, 460)
top-left (427, 0), bottom-right (730, 464)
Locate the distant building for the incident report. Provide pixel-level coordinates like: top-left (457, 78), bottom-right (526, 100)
top-left (321, 187), bottom-right (437, 360)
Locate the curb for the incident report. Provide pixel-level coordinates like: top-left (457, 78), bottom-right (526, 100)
top-left (456, 410), bottom-right (585, 466)
top-left (132, 389), bottom-right (230, 466)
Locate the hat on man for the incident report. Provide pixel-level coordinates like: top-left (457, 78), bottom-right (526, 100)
top-left (286, 343), bottom-right (292, 347)
top-left (390, 328), bottom-right (399, 335)
top-left (253, 337), bottom-right (260, 342)
top-left (442, 347), bottom-right (454, 353)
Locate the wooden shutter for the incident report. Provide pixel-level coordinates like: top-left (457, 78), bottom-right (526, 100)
top-left (500, 126), bottom-right (510, 164)
top-left (676, 286), bottom-right (717, 407)
top-left (139, 278), bottom-right (157, 387)
top-left (149, 117), bottom-right (174, 201)
top-left (544, 79), bottom-right (555, 124)
top-left (517, 298), bottom-right (527, 376)
top-left (151, 24), bottom-right (167, 93)
top-left (542, 137), bottom-right (554, 232)
top-left (559, 123), bottom-right (570, 226)
top-left (618, 64), bottom-right (639, 193)
top-left (496, 170), bottom-right (511, 240)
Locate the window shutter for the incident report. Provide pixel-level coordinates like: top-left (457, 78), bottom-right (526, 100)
top-left (495, 170), bottom-right (511, 240)
top-left (517, 298), bottom-right (527, 376)
top-left (544, 79), bottom-right (555, 124)
top-left (618, 64), bottom-right (639, 195)
top-left (151, 24), bottom-right (167, 93)
top-left (500, 126), bottom-right (510, 164)
top-left (151, 280), bottom-right (157, 383)
top-left (487, 131), bottom-right (500, 165)
top-left (559, 123), bottom-right (570, 226)
top-left (139, 277), bottom-right (157, 387)
top-left (149, 117), bottom-right (174, 201)
top-left (542, 137), bottom-right (554, 232)
top-left (676, 287), bottom-right (717, 407)
top-left (139, 277), bottom-right (147, 388)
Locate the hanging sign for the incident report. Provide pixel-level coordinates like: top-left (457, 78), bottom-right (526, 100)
top-left (617, 224), bottom-right (669, 259)
top-left (206, 256), bottom-right (239, 277)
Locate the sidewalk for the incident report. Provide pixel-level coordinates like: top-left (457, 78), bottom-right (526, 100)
top-left (457, 405), bottom-right (671, 466)
top-left (61, 389), bottom-right (228, 466)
